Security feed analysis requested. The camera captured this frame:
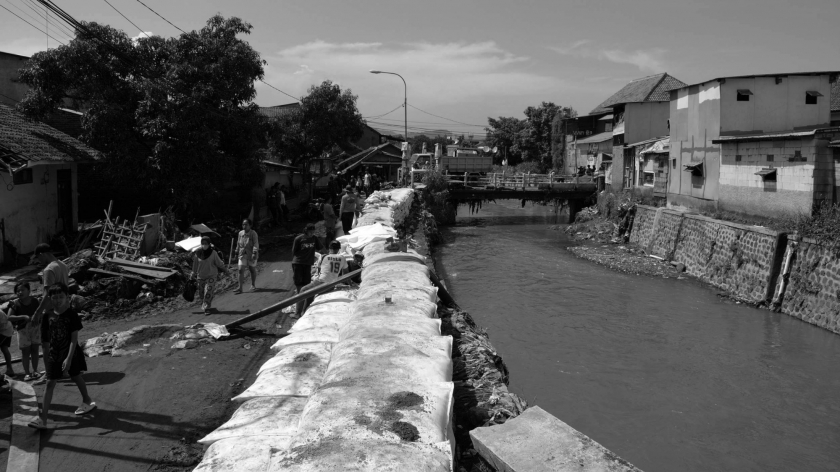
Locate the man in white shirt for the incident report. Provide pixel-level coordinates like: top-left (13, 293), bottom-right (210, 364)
top-left (297, 241), bottom-right (347, 315)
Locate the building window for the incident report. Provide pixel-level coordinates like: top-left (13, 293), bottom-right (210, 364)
top-left (672, 159), bottom-right (676, 169)
top-left (805, 91), bottom-right (822, 105)
top-left (736, 89), bottom-right (752, 101)
top-left (735, 154), bottom-right (742, 162)
top-left (767, 154), bottom-right (774, 162)
top-left (12, 168), bottom-right (33, 185)
top-left (658, 159), bottom-right (664, 168)
top-left (643, 172), bottom-right (655, 186)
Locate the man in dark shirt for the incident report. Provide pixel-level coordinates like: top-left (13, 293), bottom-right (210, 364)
top-left (29, 282), bottom-right (95, 430)
top-left (291, 223), bottom-right (324, 318)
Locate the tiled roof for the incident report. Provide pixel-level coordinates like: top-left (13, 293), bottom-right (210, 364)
top-left (589, 73), bottom-right (687, 115)
top-left (0, 104), bottom-right (99, 164)
top-left (831, 79), bottom-right (839, 112)
top-left (258, 103), bottom-right (301, 120)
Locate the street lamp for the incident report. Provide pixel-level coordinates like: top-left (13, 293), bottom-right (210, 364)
top-left (370, 70), bottom-right (408, 183)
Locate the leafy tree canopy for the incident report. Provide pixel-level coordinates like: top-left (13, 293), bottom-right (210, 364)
top-left (267, 80), bottom-right (364, 169)
top-left (486, 102), bottom-right (575, 170)
top-left (17, 15), bottom-right (267, 211)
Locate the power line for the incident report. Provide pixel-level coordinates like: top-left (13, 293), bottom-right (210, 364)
top-left (20, 0), bottom-right (75, 39)
top-left (134, 0), bottom-right (185, 33)
top-left (363, 103), bottom-right (403, 119)
top-left (1, 2), bottom-right (66, 45)
top-left (407, 103), bottom-right (485, 127)
top-left (372, 116), bottom-right (487, 128)
top-left (258, 80), bottom-right (299, 101)
top-left (104, 0), bottom-right (149, 38)
top-left (3, 0), bottom-right (67, 41)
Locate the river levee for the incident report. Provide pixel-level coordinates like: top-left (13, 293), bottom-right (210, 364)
top-left (433, 200), bottom-right (840, 472)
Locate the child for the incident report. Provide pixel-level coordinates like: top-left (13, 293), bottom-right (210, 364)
top-left (0, 303), bottom-right (27, 380)
top-left (291, 223), bottom-right (324, 318)
top-left (28, 282), bottom-right (95, 431)
top-left (192, 236), bottom-right (230, 314)
top-left (9, 282), bottom-right (45, 382)
top-left (296, 240), bottom-right (348, 315)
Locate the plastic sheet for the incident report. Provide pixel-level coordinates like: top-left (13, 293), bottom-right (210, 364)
top-left (198, 396), bottom-right (306, 445)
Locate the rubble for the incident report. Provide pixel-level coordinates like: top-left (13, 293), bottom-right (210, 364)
top-left (83, 322), bottom-right (229, 356)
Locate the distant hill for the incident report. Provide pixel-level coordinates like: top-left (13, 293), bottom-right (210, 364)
top-left (371, 127), bottom-right (454, 139)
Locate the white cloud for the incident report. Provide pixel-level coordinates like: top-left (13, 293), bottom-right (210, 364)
top-left (550, 41), bottom-right (667, 72)
top-left (131, 32), bottom-right (153, 42)
top-left (258, 40), bottom-right (565, 115)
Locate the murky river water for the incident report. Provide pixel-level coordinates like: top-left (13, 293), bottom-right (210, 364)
top-left (434, 201), bottom-right (840, 472)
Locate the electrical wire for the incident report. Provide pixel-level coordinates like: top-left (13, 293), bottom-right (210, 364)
top-left (21, 0), bottom-right (75, 39)
top-left (372, 116), bottom-right (487, 128)
top-left (104, 0), bottom-right (149, 38)
top-left (3, 0), bottom-right (68, 41)
top-left (362, 103), bottom-right (403, 119)
top-left (407, 103), bottom-right (485, 127)
top-left (133, 0), bottom-right (185, 33)
top-left (1, 2), bottom-right (66, 45)
top-left (258, 80), bottom-right (300, 101)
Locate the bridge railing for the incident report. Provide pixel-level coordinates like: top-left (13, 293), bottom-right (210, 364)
top-left (443, 172), bottom-right (594, 189)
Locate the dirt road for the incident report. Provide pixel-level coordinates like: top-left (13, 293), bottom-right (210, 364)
top-left (1, 241), bottom-right (299, 472)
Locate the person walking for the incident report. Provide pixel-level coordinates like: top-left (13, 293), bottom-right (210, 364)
top-left (191, 237), bottom-right (230, 314)
top-left (279, 185), bottom-right (289, 226)
top-left (323, 195), bottom-right (338, 246)
top-left (291, 223), bottom-right (323, 318)
top-left (235, 219), bottom-right (259, 294)
top-left (8, 282), bottom-right (44, 382)
top-left (28, 282), bottom-right (95, 430)
top-left (339, 186), bottom-right (357, 234)
top-left (267, 183), bottom-right (281, 226)
top-left (31, 243), bottom-right (69, 324)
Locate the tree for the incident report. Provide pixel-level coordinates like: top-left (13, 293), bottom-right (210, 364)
top-left (485, 116), bottom-right (526, 165)
top-left (17, 15), bottom-right (267, 212)
top-left (267, 80), bottom-right (364, 168)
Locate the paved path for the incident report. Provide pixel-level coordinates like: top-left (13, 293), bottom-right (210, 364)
top-left (1, 242), bottom-right (299, 472)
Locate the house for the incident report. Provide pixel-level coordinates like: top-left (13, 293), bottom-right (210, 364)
top-left (335, 142), bottom-right (403, 181)
top-left (668, 71), bottom-right (840, 217)
top-left (559, 113), bottom-right (613, 176)
top-left (589, 73), bottom-right (687, 190)
top-left (0, 104), bottom-right (100, 265)
top-left (625, 136), bottom-right (670, 198)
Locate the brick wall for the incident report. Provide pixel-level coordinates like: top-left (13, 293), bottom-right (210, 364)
top-left (779, 238), bottom-right (840, 334)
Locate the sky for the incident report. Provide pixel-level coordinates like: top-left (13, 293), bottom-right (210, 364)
top-left (2, 0), bottom-right (839, 139)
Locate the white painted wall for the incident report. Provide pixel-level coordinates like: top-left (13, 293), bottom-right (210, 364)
top-left (0, 162), bottom-right (77, 263)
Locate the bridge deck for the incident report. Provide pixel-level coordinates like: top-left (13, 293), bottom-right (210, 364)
top-left (449, 183), bottom-right (596, 200)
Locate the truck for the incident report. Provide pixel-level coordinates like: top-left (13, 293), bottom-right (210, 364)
top-left (411, 149), bottom-right (493, 174)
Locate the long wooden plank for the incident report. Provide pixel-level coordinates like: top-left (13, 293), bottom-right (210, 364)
top-left (109, 258), bottom-right (175, 273)
top-left (88, 268), bottom-right (156, 284)
top-left (8, 379), bottom-right (39, 472)
top-left (120, 266), bottom-right (175, 280)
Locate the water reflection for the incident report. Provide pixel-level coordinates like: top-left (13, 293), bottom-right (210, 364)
top-left (436, 201), bottom-right (840, 472)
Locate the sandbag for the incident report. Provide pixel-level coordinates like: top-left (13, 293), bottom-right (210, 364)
top-left (351, 298), bottom-right (438, 319)
top-left (271, 328), bottom-right (339, 351)
top-left (330, 336), bottom-right (452, 364)
top-left (289, 305), bottom-right (352, 333)
top-left (269, 437), bottom-right (451, 472)
top-left (363, 251), bottom-right (426, 267)
top-left (297, 382), bottom-right (454, 444)
top-left (198, 396), bottom-right (306, 445)
top-left (309, 290), bottom-right (356, 307)
top-left (339, 317), bottom-right (441, 343)
top-left (363, 261), bottom-right (430, 280)
top-left (323, 340), bottom-right (453, 386)
top-left (357, 283), bottom-right (437, 304)
top-left (232, 362), bottom-right (327, 401)
top-left (259, 343), bottom-right (332, 375)
top-left (194, 436), bottom-right (292, 472)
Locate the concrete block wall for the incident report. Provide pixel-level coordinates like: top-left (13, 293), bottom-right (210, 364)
top-left (779, 238), bottom-right (840, 334)
top-left (631, 205), bottom-right (782, 302)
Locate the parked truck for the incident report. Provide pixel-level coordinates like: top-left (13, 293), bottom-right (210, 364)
top-left (412, 149), bottom-right (493, 174)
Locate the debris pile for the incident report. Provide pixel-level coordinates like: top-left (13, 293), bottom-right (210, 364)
top-left (83, 322), bottom-right (229, 356)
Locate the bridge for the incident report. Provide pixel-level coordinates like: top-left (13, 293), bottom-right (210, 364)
top-left (411, 170), bottom-right (599, 222)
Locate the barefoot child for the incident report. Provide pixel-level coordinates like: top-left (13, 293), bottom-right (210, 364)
top-left (9, 282), bottom-right (45, 382)
top-left (29, 282), bottom-right (95, 430)
top-left (0, 302), bottom-right (28, 380)
top-left (192, 236), bottom-right (230, 314)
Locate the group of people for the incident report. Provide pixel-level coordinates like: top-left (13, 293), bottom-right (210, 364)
top-left (0, 243), bottom-right (96, 430)
top-left (331, 168), bottom-right (384, 198)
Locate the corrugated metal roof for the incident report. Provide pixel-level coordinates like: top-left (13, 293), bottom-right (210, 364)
top-left (589, 73), bottom-right (687, 115)
top-left (712, 127), bottom-right (840, 143)
top-left (0, 104), bottom-right (100, 164)
top-left (258, 103), bottom-right (301, 120)
top-left (575, 130), bottom-right (613, 144)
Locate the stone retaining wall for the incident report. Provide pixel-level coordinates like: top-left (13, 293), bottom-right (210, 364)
top-left (629, 205), bottom-right (840, 335)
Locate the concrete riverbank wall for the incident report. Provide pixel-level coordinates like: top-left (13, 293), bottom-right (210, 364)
top-left (193, 188), bottom-right (456, 471)
top-left (630, 205), bottom-right (840, 334)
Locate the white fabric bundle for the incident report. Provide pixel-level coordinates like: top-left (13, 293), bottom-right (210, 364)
top-left (198, 396), bottom-right (306, 445)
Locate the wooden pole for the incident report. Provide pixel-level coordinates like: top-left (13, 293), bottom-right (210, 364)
top-left (228, 238), bottom-right (236, 267)
top-left (225, 268), bottom-right (362, 329)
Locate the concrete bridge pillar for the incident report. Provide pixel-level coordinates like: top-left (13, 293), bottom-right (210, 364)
top-left (568, 198), bottom-right (583, 224)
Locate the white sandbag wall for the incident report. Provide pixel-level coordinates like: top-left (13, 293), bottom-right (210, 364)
top-left (195, 188), bottom-right (455, 471)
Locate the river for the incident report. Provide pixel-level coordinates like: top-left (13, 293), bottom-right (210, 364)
top-left (434, 201), bottom-right (840, 472)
